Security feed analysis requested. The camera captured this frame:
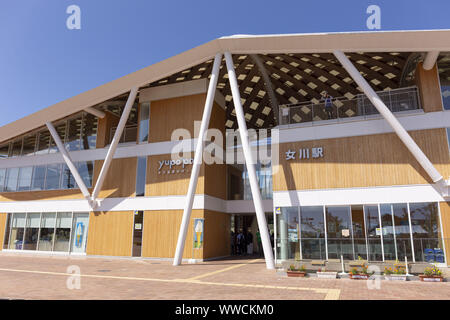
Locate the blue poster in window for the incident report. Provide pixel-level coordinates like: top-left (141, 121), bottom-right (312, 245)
top-left (75, 222), bottom-right (84, 248)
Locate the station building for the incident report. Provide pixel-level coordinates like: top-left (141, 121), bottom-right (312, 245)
top-left (0, 30), bottom-right (449, 268)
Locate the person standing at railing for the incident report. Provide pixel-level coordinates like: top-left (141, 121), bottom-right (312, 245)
top-left (322, 91), bottom-right (334, 119)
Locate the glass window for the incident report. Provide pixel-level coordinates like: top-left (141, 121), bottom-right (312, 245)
top-left (300, 206), bottom-right (326, 260)
top-left (9, 213), bottom-right (25, 250)
top-left (61, 164), bottom-right (77, 189)
top-left (22, 134), bottom-right (36, 156)
top-left (45, 164), bottom-right (62, 190)
top-left (0, 142), bottom-right (9, 159)
top-left (0, 168), bottom-right (6, 192)
top-left (17, 167), bottom-right (33, 191)
top-left (276, 207), bottom-right (300, 260)
top-left (38, 213), bottom-right (56, 251)
top-left (5, 168), bottom-right (19, 192)
top-left (380, 204), bottom-right (397, 261)
top-left (81, 113), bottom-right (97, 150)
top-left (54, 212), bottom-right (72, 252)
top-left (31, 165), bottom-right (46, 191)
top-left (326, 206), bottom-right (353, 260)
top-left (392, 203), bottom-right (413, 261)
top-left (77, 161), bottom-right (93, 188)
top-left (10, 139), bottom-right (22, 158)
top-left (446, 128), bottom-right (450, 154)
top-left (70, 213), bottom-right (89, 253)
top-left (66, 117), bottom-right (82, 151)
top-left (437, 53), bottom-right (450, 110)
top-left (139, 102), bottom-right (150, 143)
top-left (36, 130), bottom-right (51, 155)
top-left (351, 205), bottom-right (367, 260)
top-left (23, 213), bottom-right (40, 250)
top-left (364, 205), bottom-right (383, 261)
top-left (409, 202), bottom-right (443, 263)
top-left (135, 157), bottom-right (147, 197)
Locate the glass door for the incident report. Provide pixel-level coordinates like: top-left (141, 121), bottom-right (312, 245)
top-left (364, 205), bottom-right (383, 261)
top-left (132, 211), bottom-right (143, 257)
top-left (54, 212), bottom-right (72, 252)
top-left (326, 206), bottom-right (353, 260)
top-left (380, 204), bottom-right (396, 261)
top-left (70, 213), bottom-right (89, 254)
top-left (351, 205), bottom-right (367, 260)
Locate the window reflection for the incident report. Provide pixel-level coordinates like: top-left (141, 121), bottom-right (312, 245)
top-left (275, 202), bottom-right (444, 263)
top-left (300, 206), bottom-right (325, 260)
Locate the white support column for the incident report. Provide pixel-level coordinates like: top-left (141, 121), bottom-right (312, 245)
top-left (91, 87), bottom-right (138, 205)
top-left (423, 51), bottom-right (440, 71)
top-left (225, 52), bottom-right (275, 270)
top-left (46, 122), bottom-right (92, 203)
top-left (85, 107), bottom-right (106, 119)
top-left (334, 50), bottom-right (448, 194)
top-left (250, 54), bottom-right (280, 124)
top-left (173, 53), bottom-right (222, 266)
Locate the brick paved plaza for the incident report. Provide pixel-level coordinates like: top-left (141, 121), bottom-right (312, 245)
top-left (0, 252), bottom-right (448, 300)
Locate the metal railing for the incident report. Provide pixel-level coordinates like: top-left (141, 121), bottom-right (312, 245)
top-left (279, 86), bottom-right (421, 125)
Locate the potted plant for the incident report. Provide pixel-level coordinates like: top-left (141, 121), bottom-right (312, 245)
top-left (349, 264), bottom-right (371, 280)
top-left (384, 264), bottom-right (407, 281)
top-left (419, 266), bottom-right (444, 282)
top-left (316, 266), bottom-right (337, 279)
top-left (286, 264), bottom-right (307, 277)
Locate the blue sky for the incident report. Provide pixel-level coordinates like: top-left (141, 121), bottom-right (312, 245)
top-left (0, 0), bottom-right (449, 127)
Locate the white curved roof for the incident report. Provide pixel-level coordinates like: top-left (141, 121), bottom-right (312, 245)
top-left (1, 29), bottom-right (450, 143)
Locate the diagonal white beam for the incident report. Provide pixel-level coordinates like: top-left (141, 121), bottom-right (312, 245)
top-left (46, 122), bottom-right (92, 203)
top-left (85, 107), bottom-right (106, 119)
top-left (423, 51), bottom-right (440, 71)
top-left (225, 52), bottom-right (275, 270)
top-left (173, 53), bottom-right (222, 266)
top-left (91, 87), bottom-right (139, 205)
top-left (250, 54), bottom-right (280, 124)
top-left (334, 50), bottom-right (448, 195)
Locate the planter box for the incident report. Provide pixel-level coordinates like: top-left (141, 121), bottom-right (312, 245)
top-left (287, 271), bottom-right (306, 277)
top-left (419, 275), bottom-right (444, 282)
top-left (384, 275), bottom-right (407, 281)
top-left (349, 274), bottom-right (369, 280)
top-left (317, 271), bottom-right (337, 279)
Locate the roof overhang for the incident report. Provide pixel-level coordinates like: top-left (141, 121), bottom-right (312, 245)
top-left (1, 29), bottom-right (450, 143)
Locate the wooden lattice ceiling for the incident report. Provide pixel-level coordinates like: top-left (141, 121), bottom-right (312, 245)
top-left (96, 52), bottom-right (414, 129)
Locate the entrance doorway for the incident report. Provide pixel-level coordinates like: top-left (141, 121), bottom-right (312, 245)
top-left (230, 213), bottom-right (274, 257)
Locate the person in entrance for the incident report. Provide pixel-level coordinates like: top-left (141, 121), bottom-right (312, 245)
top-left (237, 230), bottom-right (246, 255)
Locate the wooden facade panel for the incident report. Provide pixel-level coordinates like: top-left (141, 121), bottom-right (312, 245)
top-left (273, 128), bottom-right (450, 191)
top-left (415, 62), bottom-right (444, 113)
top-left (93, 157), bottom-right (137, 198)
top-left (439, 202), bottom-right (450, 265)
top-left (141, 209), bottom-right (204, 259)
top-left (203, 210), bottom-right (230, 258)
top-left (146, 153), bottom-right (204, 196)
top-left (86, 211), bottom-right (133, 256)
top-left (0, 213), bottom-right (7, 249)
top-left (96, 112), bottom-right (120, 148)
top-left (149, 94), bottom-right (205, 143)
